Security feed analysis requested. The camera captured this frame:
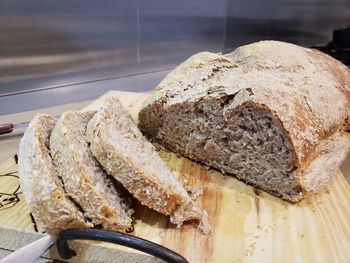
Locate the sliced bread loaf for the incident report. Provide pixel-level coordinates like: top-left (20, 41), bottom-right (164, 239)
top-left (138, 40), bottom-right (350, 202)
top-left (86, 97), bottom-right (210, 233)
top-left (18, 114), bottom-right (92, 234)
top-left (50, 111), bottom-right (133, 231)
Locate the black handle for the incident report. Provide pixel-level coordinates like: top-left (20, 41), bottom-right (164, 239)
top-left (0, 123), bottom-right (14, 135)
top-left (56, 228), bottom-right (189, 263)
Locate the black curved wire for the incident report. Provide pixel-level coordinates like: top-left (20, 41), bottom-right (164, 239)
top-left (56, 228), bottom-right (189, 263)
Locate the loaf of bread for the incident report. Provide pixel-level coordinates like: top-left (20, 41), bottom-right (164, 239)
top-left (138, 40), bottom-right (350, 202)
top-left (86, 97), bottom-right (210, 233)
top-left (18, 114), bottom-right (92, 234)
top-left (50, 111), bottom-right (133, 231)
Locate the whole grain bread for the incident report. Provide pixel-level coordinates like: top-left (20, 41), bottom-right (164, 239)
top-left (18, 114), bottom-right (92, 234)
top-left (86, 97), bottom-right (210, 233)
top-left (138, 40), bottom-right (350, 202)
top-left (50, 110), bottom-right (133, 231)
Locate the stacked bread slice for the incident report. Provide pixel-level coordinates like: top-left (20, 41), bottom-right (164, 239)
top-left (86, 97), bottom-right (209, 233)
top-left (18, 114), bottom-right (93, 235)
top-left (18, 97), bottom-right (209, 235)
top-left (50, 111), bottom-right (133, 232)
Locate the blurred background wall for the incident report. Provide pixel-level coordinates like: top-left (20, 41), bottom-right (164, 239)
top-left (0, 0), bottom-right (349, 113)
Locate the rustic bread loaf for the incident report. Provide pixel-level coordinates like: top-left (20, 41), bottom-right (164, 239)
top-left (18, 114), bottom-right (92, 234)
top-left (50, 111), bottom-right (133, 231)
top-left (138, 40), bottom-right (350, 202)
top-left (86, 97), bottom-right (210, 233)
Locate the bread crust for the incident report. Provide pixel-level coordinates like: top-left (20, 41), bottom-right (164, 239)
top-left (18, 114), bottom-right (92, 235)
top-left (138, 40), bottom-right (350, 202)
top-left (50, 111), bottom-right (133, 231)
top-left (87, 97), bottom-right (210, 233)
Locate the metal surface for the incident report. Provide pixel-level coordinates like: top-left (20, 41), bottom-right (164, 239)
top-left (0, 0), bottom-right (225, 97)
top-left (224, 0), bottom-right (350, 51)
top-left (0, 69), bottom-right (171, 115)
top-left (0, 0), bottom-right (349, 114)
top-left (0, 0), bottom-right (139, 96)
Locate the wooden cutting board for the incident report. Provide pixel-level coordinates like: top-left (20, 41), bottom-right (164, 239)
top-left (1, 90), bottom-right (350, 263)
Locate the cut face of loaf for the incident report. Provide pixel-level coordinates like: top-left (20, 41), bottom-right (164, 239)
top-left (138, 40), bottom-right (350, 202)
top-left (86, 97), bottom-right (210, 233)
top-left (50, 111), bottom-right (133, 231)
top-left (18, 114), bottom-right (92, 234)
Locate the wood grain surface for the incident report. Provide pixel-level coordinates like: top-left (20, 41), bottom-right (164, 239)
top-left (0, 91), bottom-right (350, 263)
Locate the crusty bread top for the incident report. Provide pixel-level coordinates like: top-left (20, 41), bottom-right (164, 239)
top-left (141, 40), bottom-right (350, 168)
top-left (301, 132), bottom-right (350, 193)
top-left (18, 114), bottom-right (91, 234)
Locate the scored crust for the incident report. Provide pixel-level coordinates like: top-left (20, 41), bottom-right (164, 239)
top-left (50, 110), bottom-right (133, 231)
top-left (138, 40), bottom-right (350, 202)
top-left (18, 114), bottom-right (92, 235)
top-left (86, 97), bottom-right (210, 234)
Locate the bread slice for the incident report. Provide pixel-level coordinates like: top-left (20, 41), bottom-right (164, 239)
top-left (86, 97), bottom-right (210, 233)
top-left (50, 111), bottom-right (133, 231)
top-left (18, 114), bottom-right (92, 235)
top-left (138, 40), bottom-right (350, 202)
